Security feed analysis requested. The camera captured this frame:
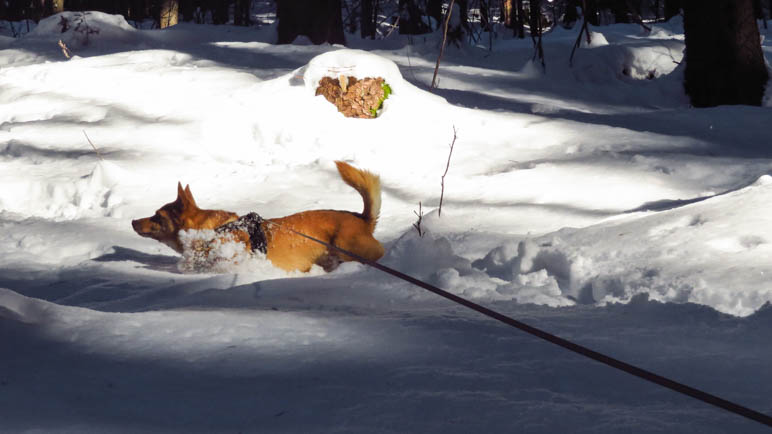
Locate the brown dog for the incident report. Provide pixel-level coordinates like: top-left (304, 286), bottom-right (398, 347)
top-left (132, 161), bottom-right (384, 272)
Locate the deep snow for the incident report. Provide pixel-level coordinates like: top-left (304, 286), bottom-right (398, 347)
top-left (1, 10), bottom-right (772, 433)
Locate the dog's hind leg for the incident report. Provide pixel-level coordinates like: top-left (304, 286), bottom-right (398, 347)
top-left (315, 252), bottom-right (343, 272)
top-left (336, 235), bottom-right (385, 264)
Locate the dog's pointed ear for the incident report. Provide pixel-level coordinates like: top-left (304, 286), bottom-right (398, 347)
top-left (176, 182), bottom-right (185, 200)
top-left (184, 184), bottom-right (198, 208)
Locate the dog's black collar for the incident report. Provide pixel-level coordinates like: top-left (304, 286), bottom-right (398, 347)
top-left (215, 212), bottom-right (267, 254)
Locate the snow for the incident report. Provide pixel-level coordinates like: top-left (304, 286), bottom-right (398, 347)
top-left (1, 11), bottom-right (772, 433)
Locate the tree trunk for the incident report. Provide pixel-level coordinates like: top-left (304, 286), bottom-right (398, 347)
top-left (515, 0), bottom-right (525, 38)
top-left (611, 0), bottom-right (632, 23)
top-left (277, 0), bottom-right (345, 45)
top-left (683, 0), bottom-right (769, 107)
top-left (502, 0), bottom-right (513, 26)
top-left (112, 0), bottom-right (131, 18)
top-left (664, 0), bottom-right (681, 20)
top-left (234, 0), bottom-right (251, 26)
top-left (7, 0), bottom-right (25, 21)
top-left (427, 0), bottom-right (442, 28)
top-left (360, 0), bottom-right (376, 38)
top-left (159, 0), bottom-right (179, 28)
top-left (49, 0), bottom-right (64, 14)
top-left (563, 0), bottom-right (579, 27)
top-left (212, 0), bottom-right (229, 24)
top-left (179, 0), bottom-right (195, 21)
top-left (480, 0), bottom-right (490, 31)
top-left (458, 0), bottom-right (469, 29)
top-left (128, 0), bottom-right (148, 21)
top-left (530, 0), bottom-right (544, 67)
top-left (585, 0), bottom-right (600, 25)
top-left (753, 0), bottom-right (768, 28)
top-left (753, 0), bottom-right (763, 18)
top-left (399, 0), bottom-right (430, 34)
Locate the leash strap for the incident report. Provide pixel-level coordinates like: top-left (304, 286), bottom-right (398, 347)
top-left (267, 221), bottom-right (772, 428)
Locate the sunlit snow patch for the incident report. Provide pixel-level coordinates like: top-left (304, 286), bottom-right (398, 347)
top-left (473, 175), bottom-right (772, 316)
top-left (0, 158), bottom-right (125, 220)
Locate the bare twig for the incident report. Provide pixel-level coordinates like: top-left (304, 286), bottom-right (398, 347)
top-left (438, 125), bottom-right (457, 218)
top-left (83, 130), bottom-right (104, 161)
top-left (431, 0), bottom-right (456, 89)
top-left (569, 1), bottom-right (592, 67)
top-left (530, 1), bottom-right (545, 70)
top-left (632, 14), bottom-right (652, 33)
top-left (384, 15), bottom-right (400, 39)
top-left (58, 39), bottom-right (72, 59)
top-left (412, 201), bottom-right (425, 237)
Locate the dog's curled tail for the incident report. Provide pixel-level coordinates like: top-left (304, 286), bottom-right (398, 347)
top-left (335, 160), bottom-right (381, 231)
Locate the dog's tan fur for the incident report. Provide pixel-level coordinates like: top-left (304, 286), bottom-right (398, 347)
top-left (132, 161), bottom-right (384, 272)
top-left (131, 183), bottom-right (239, 253)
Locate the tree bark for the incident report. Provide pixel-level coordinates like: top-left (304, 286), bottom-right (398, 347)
top-left (479, 0), bottom-right (490, 31)
top-left (234, 0), bottom-right (251, 26)
top-left (611, 0), bottom-right (633, 23)
top-left (427, 0), bottom-right (442, 28)
top-left (6, 0), bottom-right (25, 21)
top-left (563, 0), bottom-right (580, 27)
top-left (683, 0), bottom-right (769, 107)
top-left (360, 0), bottom-right (376, 38)
top-left (179, 0), bottom-right (195, 21)
top-left (212, 0), bottom-right (228, 24)
top-left (530, 0), bottom-right (544, 68)
top-left (515, 0), bottom-right (525, 38)
top-left (159, 0), bottom-right (179, 28)
top-left (664, 0), bottom-right (681, 20)
top-left (49, 0), bottom-right (64, 14)
top-left (399, 0), bottom-right (430, 34)
top-left (501, 0), bottom-right (512, 26)
top-left (277, 0), bottom-right (345, 45)
top-left (128, 0), bottom-right (147, 21)
top-left (584, 0), bottom-right (600, 25)
top-left (753, 0), bottom-right (768, 28)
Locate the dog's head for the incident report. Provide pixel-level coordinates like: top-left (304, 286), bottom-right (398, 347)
top-left (132, 182), bottom-right (238, 253)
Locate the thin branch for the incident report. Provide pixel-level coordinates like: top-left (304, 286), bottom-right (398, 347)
top-left (83, 130), bottom-right (104, 161)
top-left (431, 0), bottom-right (456, 89)
top-left (569, 0), bottom-right (592, 67)
top-left (412, 201), bottom-right (424, 237)
top-left (384, 15), bottom-right (400, 39)
top-left (58, 39), bottom-right (72, 59)
top-left (438, 126), bottom-right (457, 218)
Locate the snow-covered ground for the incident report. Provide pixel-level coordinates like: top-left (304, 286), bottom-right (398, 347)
top-left (1, 11), bottom-right (772, 433)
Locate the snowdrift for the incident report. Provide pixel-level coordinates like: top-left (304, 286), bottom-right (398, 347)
top-left (26, 11), bottom-right (140, 48)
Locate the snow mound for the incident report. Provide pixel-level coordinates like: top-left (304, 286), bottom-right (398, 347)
top-left (0, 159), bottom-right (125, 220)
top-left (26, 11), bottom-right (138, 48)
top-left (303, 49), bottom-right (404, 93)
top-left (383, 230), bottom-right (574, 306)
top-left (648, 15), bottom-right (686, 40)
top-left (473, 176), bottom-right (772, 316)
top-left (581, 31), bottom-right (610, 48)
top-left (571, 40), bottom-right (683, 82)
top-left (300, 48), bottom-right (447, 119)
